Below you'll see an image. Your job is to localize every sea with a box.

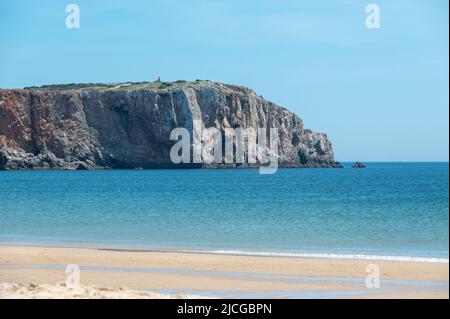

[0,162,448,262]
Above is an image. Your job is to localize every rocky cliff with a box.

[0,81,341,169]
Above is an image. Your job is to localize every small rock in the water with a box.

[352,162,366,168]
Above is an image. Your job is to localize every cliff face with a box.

[0,81,341,169]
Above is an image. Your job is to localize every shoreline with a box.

[0,245,448,299]
[0,241,448,264]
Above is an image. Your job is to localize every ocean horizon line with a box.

[338,161,449,163]
[0,161,448,172]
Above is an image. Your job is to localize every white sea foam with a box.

[182,250,449,263]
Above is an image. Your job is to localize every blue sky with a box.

[0,0,448,161]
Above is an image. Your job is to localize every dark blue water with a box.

[0,163,448,260]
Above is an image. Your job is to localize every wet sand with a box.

[0,245,448,299]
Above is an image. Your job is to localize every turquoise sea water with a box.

[0,163,448,260]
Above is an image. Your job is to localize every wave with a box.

[181,249,449,263]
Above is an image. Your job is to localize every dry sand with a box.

[0,282,204,299]
[0,245,448,299]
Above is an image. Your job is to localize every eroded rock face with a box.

[0,81,341,169]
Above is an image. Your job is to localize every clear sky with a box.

[0,0,448,161]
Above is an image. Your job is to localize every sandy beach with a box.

[0,245,448,299]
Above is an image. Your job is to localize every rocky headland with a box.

[0,80,341,170]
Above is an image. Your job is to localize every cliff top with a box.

[17,80,256,95]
